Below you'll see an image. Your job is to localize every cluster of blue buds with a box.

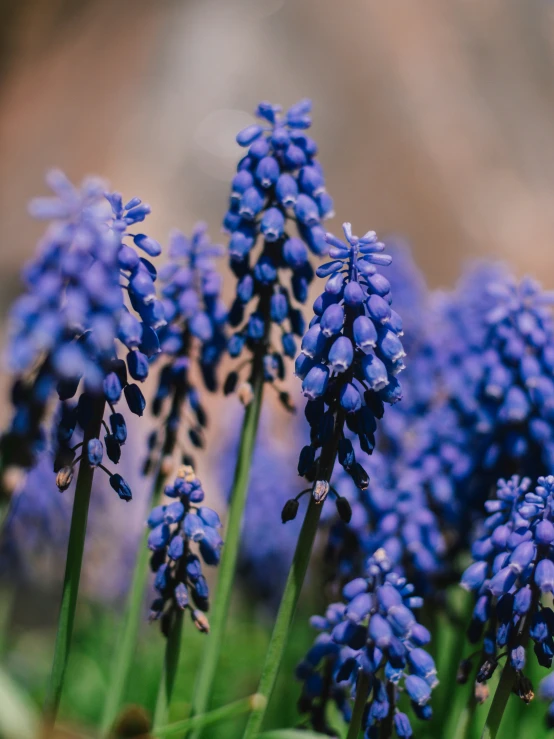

[439,273,554,498]
[460,475,554,705]
[147,465,223,635]
[144,225,226,477]
[295,223,404,496]
[297,550,436,737]
[2,171,165,501]
[223,99,333,408]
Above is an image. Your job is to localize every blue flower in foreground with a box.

[144,225,227,476]
[460,475,554,706]
[295,223,404,495]
[147,465,223,635]
[1,170,164,500]
[297,549,436,736]
[223,100,333,407]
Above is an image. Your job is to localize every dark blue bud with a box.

[367,294,391,324]
[284,143,306,169]
[301,324,327,359]
[320,303,344,337]
[510,646,526,671]
[247,313,265,340]
[239,187,265,220]
[461,561,488,592]
[338,439,355,470]
[133,234,162,257]
[368,613,392,647]
[231,170,254,199]
[103,372,122,403]
[535,559,554,593]
[270,293,288,323]
[228,334,246,358]
[174,582,189,609]
[109,412,127,444]
[408,649,438,687]
[165,501,185,524]
[377,330,405,363]
[110,473,132,501]
[394,713,412,738]
[295,352,314,380]
[405,675,431,706]
[194,575,209,600]
[236,124,263,146]
[362,354,389,391]
[261,207,285,242]
[282,332,296,357]
[340,383,362,413]
[302,365,329,400]
[253,256,277,284]
[255,156,279,188]
[87,438,103,467]
[166,534,184,560]
[184,513,204,541]
[353,315,377,351]
[148,505,166,529]
[276,173,298,207]
[126,350,149,382]
[124,383,146,416]
[298,445,315,476]
[294,194,319,226]
[344,281,365,307]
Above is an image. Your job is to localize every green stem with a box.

[43,398,105,725]
[453,692,478,739]
[242,415,343,739]
[480,663,514,739]
[153,610,184,729]
[346,671,371,739]
[188,367,265,733]
[155,694,265,737]
[100,472,165,736]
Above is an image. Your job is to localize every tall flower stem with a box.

[188,354,265,733]
[100,470,165,736]
[480,662,514,739]
[480,586,539,739]
[242,414,343,739]
[346,671,371,739]
[43,398,105,725]
[153,610,184,728]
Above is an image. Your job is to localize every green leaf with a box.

[0,665,39,739]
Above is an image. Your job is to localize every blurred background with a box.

[2,0,554,734]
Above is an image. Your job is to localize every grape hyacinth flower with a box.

[438,271,554,504]
[297,549,436,737]
[147,465,223,636]
[292,222,405,505]
[223,99,333,406]
[243,225,408,739]
[145,225,226,477]
[459,475,554,709]
[1,170,165,501]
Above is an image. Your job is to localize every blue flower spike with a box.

[2,170,164,501]
[296,550,436,735]
[223,100,333,411]
[147,465,223,635]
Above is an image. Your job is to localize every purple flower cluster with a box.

[460,475,554,703]
[295,223,404,497]
[2,170,165,500]
[297,550,436,737]
[144,225,227,476]
[223,100,333,402]
[147,465,223,635]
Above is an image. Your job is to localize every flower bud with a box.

[56,466,74,492]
